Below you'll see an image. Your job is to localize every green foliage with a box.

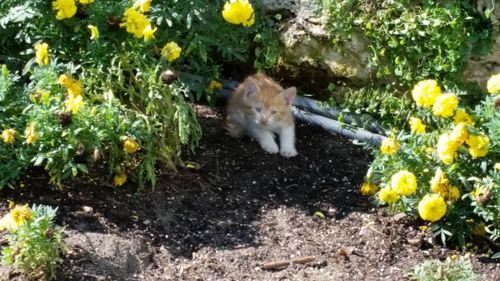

[321,0,491,86]
[1,205,64,280]
[409,256,478,281]
[0,0,279,189]
[340,86,412,129]
[320,0,492,126]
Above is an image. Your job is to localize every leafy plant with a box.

[1,204,64,280]
[409,255,478,281]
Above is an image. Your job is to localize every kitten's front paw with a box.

[280,148,298,158]
[261,141,279,154]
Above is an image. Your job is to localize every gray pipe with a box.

[291,107,386,145]
[179,72,387,145]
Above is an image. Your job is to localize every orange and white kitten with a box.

[226,73,297,157]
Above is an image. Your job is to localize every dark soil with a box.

[1,105,499,281]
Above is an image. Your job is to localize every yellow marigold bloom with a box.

[0,214,15,231]
[466,135,489,159]
[34,43,49,65]
[24,123,38,144]
[360,182,378,196]
[87,25,100,40]
[390,170,417,196]
[123,137,140,153]
[143,24,156,41]
[32,89,50,104]
[120,8,150,38]
[418,194,447,222]
[58,74,83,97]
[450,122,468,144]
[495,163,500,170]
[114,172,127,186]
[453,108,474,126]
[2,129,16,144]
[448,186,461,202]
[52,0,77,20]
[487,73,500,95]
[79,0,95,4]
[208,80,223,94]
[430,169,449,194]
[222,0,255,27]
[65,95,84,114]
[411,79,442,107]
[432,93,459,118]
[378,187,400,204]
[437,133,459,165]
[409,117,426,134]
[380,134,400,156]
[161,41,182,62]
[11,205,32,227]
[133,0,152,13]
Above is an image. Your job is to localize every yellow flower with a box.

[161,41,182,62]
[380,134,400,156]
[437,133,459,165]
[143,24,156,41]
[453,108,474,125]
[432,93,459,118]
[450,122,468,144]
[114,172,127,186]
[466,135,489,159]
[24,123,38,144]
[208,80,223,94]
[430,169,449,194]
[360,182,378,196]
[0,214,15,231]
[430,169,460,202]
[79,0,95,4]
[390,170,417,196]
[378,187,400,204]
[120,8,150,38]
[222,0,255,27]
[409,117,426,134]
[487,73,500,95]
[11,205,32,227]
[65,95,84,114]
[34,43,49,65]
[448,186,461,202]
[52,0,77,20]
[58,74,83,97]
[2,129,16,144]
[418,194,447,222]
[32,89,50,104]
[87,25,100,40]
[133,0,151,13]
[411,79,442,107]
[495,163,500,170]
[123,137,140,153]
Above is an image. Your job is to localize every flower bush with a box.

[363,75,500,252]
[0,0,279,189]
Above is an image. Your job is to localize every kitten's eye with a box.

[271,110,277,115]
[255,107,262,112]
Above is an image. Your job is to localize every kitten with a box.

[226,73,298,157]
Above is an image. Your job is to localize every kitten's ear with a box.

[280,87,297,105]
[243,78,259,97]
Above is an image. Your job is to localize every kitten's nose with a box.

[260,117,269,125]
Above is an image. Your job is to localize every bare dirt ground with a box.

[1,105,499,280]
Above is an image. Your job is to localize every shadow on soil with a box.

[1,107,373,259]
